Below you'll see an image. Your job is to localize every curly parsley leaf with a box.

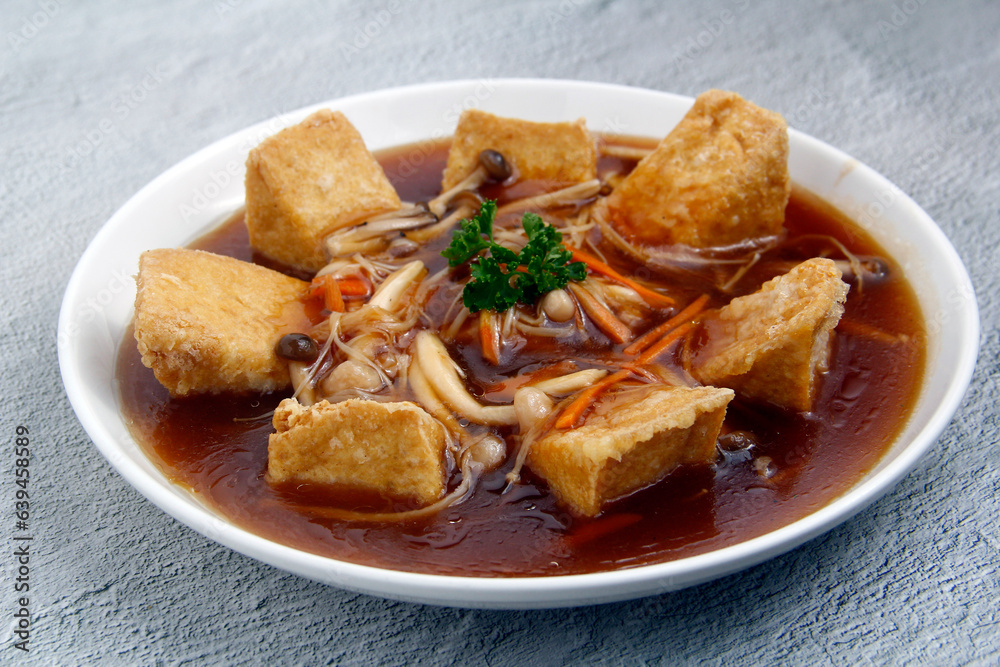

[517,212,587,302]
[442,201,587,313]
[441,199,497,267]
[466,256,521,312]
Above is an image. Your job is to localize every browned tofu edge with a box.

[600,88,790,248]
[441,108,597,190]
[691,257,849,411]
[244,109,401,272]
[528,385,734,517]
[267,398,448,506]
[133,248,310,396]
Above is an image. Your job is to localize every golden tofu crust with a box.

[134,248,310,396]
[529,385,733,517]
[691,257,849,411]
[267,398,448,506]
[245,109,401,272]
[441,109,597,190]
[600,89,790,248]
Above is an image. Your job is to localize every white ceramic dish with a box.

[58,79,979,609]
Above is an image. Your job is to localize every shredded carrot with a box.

[567,283,633,344]
[336,276,372,298]
[566,513,643,548]
[308,275,345,312]
[565,243,674,308]
[624,294,710,356]
[479,311,501,365]
[554,367,633,429]
[551,294,702,429]
[308,276,324,297]
[308,275,373,310]
[636,321,696,364]
[324,277,345,313]
[552,360,668,431]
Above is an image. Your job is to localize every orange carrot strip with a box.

[636,321,695,364]
[555,368,633,429]
[479,311,501,366]
[307,275,345,312]
[567,282,633,344]
[323,276,345,312]
[336,276,372,298]
[566,513,643,548]
[624,294,710,356]
[308,276,324,297]
[565,243,674,307]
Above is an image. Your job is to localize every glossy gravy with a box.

[116,139,925,576]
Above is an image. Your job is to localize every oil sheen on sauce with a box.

[116,138,926,577]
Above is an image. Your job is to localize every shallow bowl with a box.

[58,79,979,608]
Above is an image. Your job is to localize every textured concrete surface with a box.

[2,0,998,664]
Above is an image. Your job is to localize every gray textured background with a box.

[2,0,998,664]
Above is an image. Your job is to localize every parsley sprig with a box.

[442,199,587,313]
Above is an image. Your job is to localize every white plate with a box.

[58,79,979,609]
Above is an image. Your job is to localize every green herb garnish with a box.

[442,199,587,313]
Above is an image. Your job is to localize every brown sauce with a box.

[116,139,925,577]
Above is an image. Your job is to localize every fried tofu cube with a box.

[599,89,790,248]
[134,248,311,396]
[528,385,733,517]
[245,109,401,272]
[441,109,597,190]
[691,258,849,411]
[267,398,448,506]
